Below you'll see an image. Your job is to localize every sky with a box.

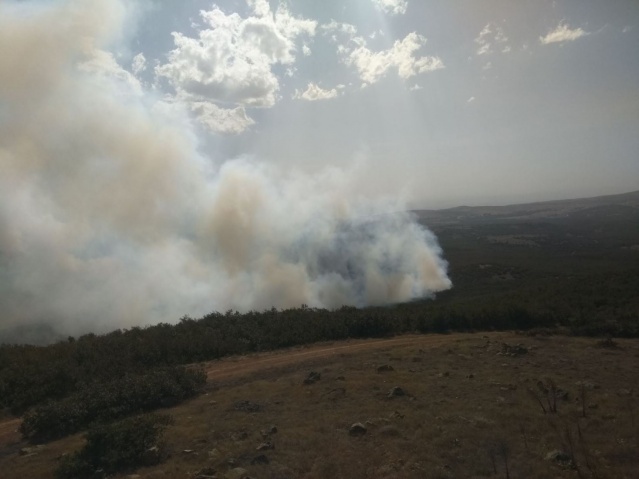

[0,0,638,338]
[124,0,639,208]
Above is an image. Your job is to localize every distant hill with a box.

[413,190,639,226]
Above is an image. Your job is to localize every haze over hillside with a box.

[1,0,638,342]
[2,188,638,345]
[414,190,639,226]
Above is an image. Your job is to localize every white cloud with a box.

[321,20,358,42]
[293,83,339,101]
[131,52,146,75]
[156,3,316,108]
[372,0,408,16]
[155,2,316,135]
[475,23,509,56]
[190,101,255,134]
[540,22,589,44]
[344,32,443,84]
[302,44,311,56]
[409,84,422,91]
[467,96,475,103]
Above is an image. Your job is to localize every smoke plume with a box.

[0,1,451,339]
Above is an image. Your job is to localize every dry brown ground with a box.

[1,332,638,478]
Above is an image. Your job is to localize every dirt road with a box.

[201,332,481,381]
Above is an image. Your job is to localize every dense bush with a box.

[20,367,204,443]
[55,414,172,479]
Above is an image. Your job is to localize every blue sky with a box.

[123,0,639,207]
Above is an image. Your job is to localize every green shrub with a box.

[55,414,172,478]
[21,366,204,443]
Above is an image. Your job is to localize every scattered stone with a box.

[256,441,274,451]
[467,374,475,379]
[378,425,401,437]
[387,386,406,398]
[233,400,261,412]
[545,450,573,466]
[183,449,195,454]
[142,445,161,465]
[389,410,404,420]
[500,343,528,357]
[231,431,248,441]
[195,467,217,479]
[349,422,367,436]
[260,425,278,438]
[303,371,321,385]
[225,468,249,479]
[377,364,394,373]
[208,448,222,461]
[19,447,41,456]
[437,372,450,378]
[251,454,269,465]
[576,381,600,390]
[323,387,346,400]
[617,388,632,397]
[335,375,346,381]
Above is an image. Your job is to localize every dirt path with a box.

[0,332,497,451]
[0,418,21,453]
[201,332,485,381]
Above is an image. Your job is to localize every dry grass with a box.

[2,332,639,478]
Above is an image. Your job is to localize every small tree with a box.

[56,414,172,478]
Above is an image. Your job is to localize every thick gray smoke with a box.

[0,1,451,339]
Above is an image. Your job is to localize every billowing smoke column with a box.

[0,1,451,338]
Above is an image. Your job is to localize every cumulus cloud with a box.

[131,52,146,75]
[343,32,444,84]
[475,23,509,55]
[372,0,408,16]
[540,22,589,44]
[293,83,339,101]
[0,0,451,340]
[190,101,255,134]
[321,20,358,43]
[155,1,316,133]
